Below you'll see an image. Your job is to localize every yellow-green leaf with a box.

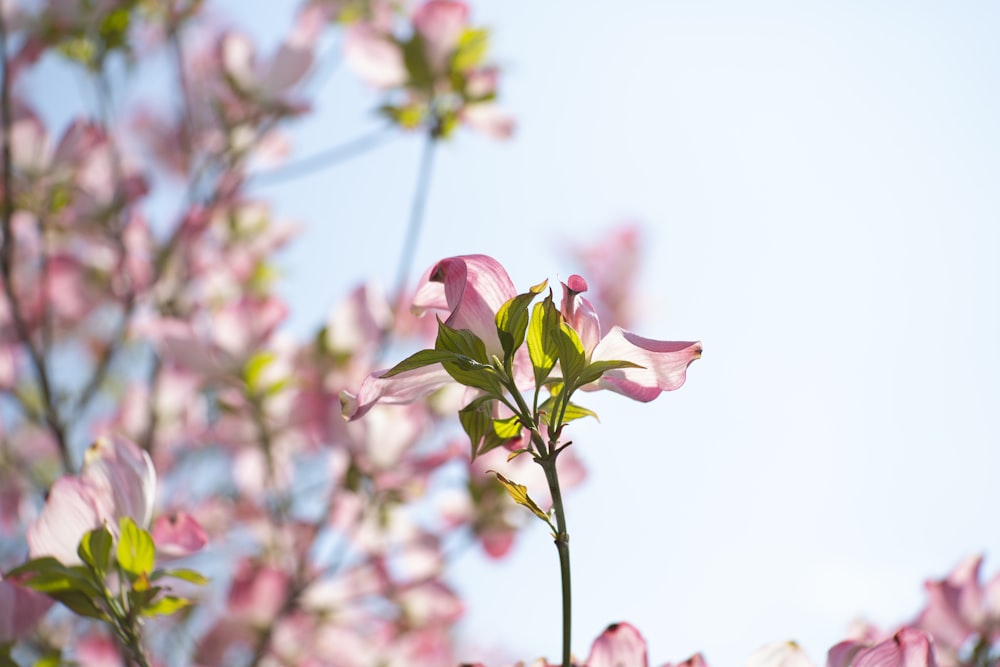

[489,471,553,528]
[492,415,522,439]
[142,595,190,617]
[117,517,155,578]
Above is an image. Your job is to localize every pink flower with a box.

[151,512,209,557]
[27,435,156,564]
[412,0,469,73]
[586,622,648,667]
[0,574,52,642]
[561,276,701,402]
[913,554,1000,658]
[342,254,700,420]
[827,628,939,667]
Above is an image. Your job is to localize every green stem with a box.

[541,454,572,667]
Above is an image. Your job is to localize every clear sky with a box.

[35,1,1000,664]
[248,2,1000,663]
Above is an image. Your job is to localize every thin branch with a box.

[249,125,393,187]
[392,132,437,299]
[0,11,71,471]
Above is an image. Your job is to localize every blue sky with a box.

[247,2,1000,662]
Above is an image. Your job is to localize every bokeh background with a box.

[33,1,1000,664]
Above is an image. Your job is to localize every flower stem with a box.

[541,454,572,667]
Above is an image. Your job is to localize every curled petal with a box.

[419,255,517,357]
[342,364,454,421]
[560,275,602,355]
[589,327,702,401]
[586,622,648,667]
[83,435,157,529]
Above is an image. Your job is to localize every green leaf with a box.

[7,558,100,597]
[244,351,276,393]
[451,27,490,71]
[99,7,132,51]
[492,415,523,439]
[49,590,109,621]
[526,297,559,387]
[379,103,425,130]
[380,349,463,377]
[117,517,155,579]
[435,322,503,394]
[555,321,586,389]
[576,359,644,387]
[538,397,599,426]
[78,525,113,575]
[459,398,510,459]
[489,471,554,529]
[401,34,433,91]
[33,653,62,667]
[143,595,191,617]
[0,642,15,667]
[157,568,209,586]
[495,280,547,361]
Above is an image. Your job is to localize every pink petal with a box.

[663,655,710,667]
[827,641,866,667]
[412,0,468,73]
[0,575,52,642]
[914,554,986,650]
[152,512,208,557]
[847,628,939,667]
[560,275,602,355]
[589,328,701,401]
[83,435,157,529]
[426,254,517,357]
[342,364,455,421]
[27,476,104,564]
[460,102,516,140]
[586,622,649,667]
[344,24,407,89]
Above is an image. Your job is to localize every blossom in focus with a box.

[342,254,700,421]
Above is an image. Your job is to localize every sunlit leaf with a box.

[143,595,190,617]
[381,349,463,377]
[460,398,509,459]
[117,517,155,579]
[576,359,644,387]
[489,471,554,529]
[78,525,113,576]
[157,568,209,586]
[538,396,599,426]
[452,27,489,71]
[495,279,547,360]
[527,297,559,386]
[492,415,522,439]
